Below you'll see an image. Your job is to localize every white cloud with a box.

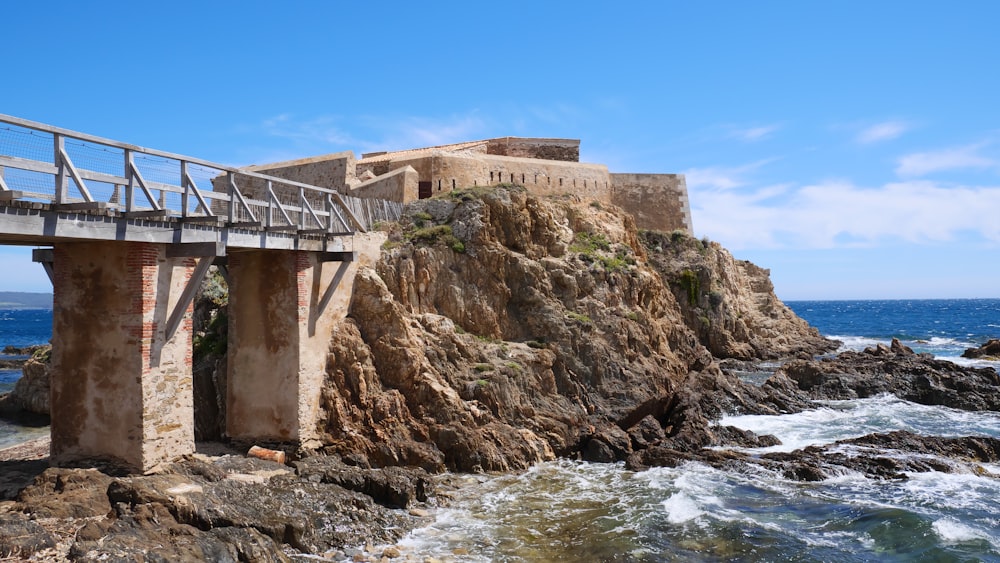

[896,142,997,176]
[856,121,909,144]
[692,179,1000,250]
[684,158,779,190]
[728,124,780,142]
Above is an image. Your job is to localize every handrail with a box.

[0,113,384,232]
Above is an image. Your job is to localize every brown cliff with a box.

[315,186,834,470]
[641,230,834,360]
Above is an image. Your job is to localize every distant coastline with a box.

[0,292,53,310]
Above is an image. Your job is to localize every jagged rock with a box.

[777,338,1000,410]
[8,346,51,415]
[0,514,56,558]
[318,186,821,470]
[16,467,114,518]
[640,230,838,360]
[293,455,430,508]
[626,415,667,450]
[963,338,1000,360]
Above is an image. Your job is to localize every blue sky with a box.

[2,1,998,300]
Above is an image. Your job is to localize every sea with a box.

[0,307,52,448]
[2,300,1000,561]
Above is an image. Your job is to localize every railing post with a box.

[124,148,134,212]
[54,133,66,203]
[180,161,189,218]
[298,186,305,230]
[227,172,236,224]
[266,180,273,228]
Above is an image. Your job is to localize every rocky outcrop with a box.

[315,186,832,471]
[629,340,1000,479]
[629,430,1000,481]
[0,453,429,561]
[8,347,50,415]
[773,338,1000,411]
[0,346,51,419]
[963,338,1000,360]
[640,230,836,360]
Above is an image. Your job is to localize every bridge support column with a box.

[50,242,196,471]
[226,250,355,446]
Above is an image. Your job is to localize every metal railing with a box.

[0,113,401,233]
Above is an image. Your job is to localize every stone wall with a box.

[244,151,358,193]
[610,173,693,234]
[386,152,612,201]
[486,137,580,162]
[349,165,419,203]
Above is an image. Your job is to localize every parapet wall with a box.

[387,152,611,201]
[610,173,692,234]
[245,151,358,193]
[486,137,580,162]
[349,165,419,203]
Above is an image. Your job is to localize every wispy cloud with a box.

[728,124,781,142]
[372,114,488,150]
[246,111,492,163]
[856,120,909,144]
[684,158,780,190]
[261,114,357,147]
[895,142,997,176]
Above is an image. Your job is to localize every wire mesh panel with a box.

[0,124,53,163]
[0,114,401,241]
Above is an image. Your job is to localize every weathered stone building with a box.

[244,137,693,234]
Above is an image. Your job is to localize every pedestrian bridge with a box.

[0,114,402,471]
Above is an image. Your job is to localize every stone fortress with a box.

[239,136,693,234]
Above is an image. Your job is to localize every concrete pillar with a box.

[226,248,359,446]
[50,242,196,472]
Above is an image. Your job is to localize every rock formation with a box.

[963,338,1000,360]
[314,186,835,471]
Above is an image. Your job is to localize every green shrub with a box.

[678,270,701,306]
[474,363,494,372]
[567,311,592,324]
[570,231,612,255]
[406,224,466,253]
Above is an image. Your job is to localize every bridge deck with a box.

[0,113,401,252]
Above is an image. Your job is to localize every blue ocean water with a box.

[0,308,52,447]
[0,308,52,393]
[787,298,1000,362]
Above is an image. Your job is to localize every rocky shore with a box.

[0,185,997,560]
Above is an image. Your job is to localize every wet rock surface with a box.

[963,338,1000,360]
[0,452,430,560]
[774,339,1000,411]
[630,340,1000,482]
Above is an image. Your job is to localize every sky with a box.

[1,1,998,300]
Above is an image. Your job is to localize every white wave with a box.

[720,395,1000,454]
[829,335,884,352]
[662,492,703,524]
[932,518,997,548]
